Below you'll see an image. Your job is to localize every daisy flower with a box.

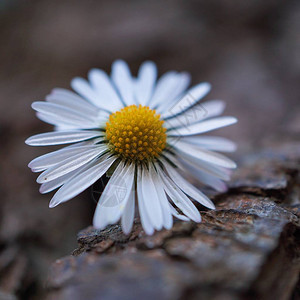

[26,60,237,235]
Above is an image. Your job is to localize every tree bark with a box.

[45,142,300,300]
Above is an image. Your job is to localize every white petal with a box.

[156,73,191,112]
[50,88,88,101]
[46,88,101,117]
[173,151,229,192]
[140,167,164,230]
[169,204,190,221]
[37,146,107,183]
[39,163,90,194]
[157,168,201,222]
[163,150,230,181]
[49,154,116,207]
[66,137,104,147]
[149,72,190,108]
[161,82,210,118]
[111,60,135,105]
[178,136,237,152]
[29,145,102,170]
[198,174,228,192]
[151,164,173,230]
[121,189,135,235]
[25,130,104,146]
[200,100,226,119]
[38,112,106,131]
[182,163,228,192]
[88,68,124,111]
[161,160,215,209]
[93,163,135,229]
[53,125,74,131]
[173,140,237,169]
[40,175,68,194]
[137,167,154,235]
[36,112,80,129]
[176,153,231,181]
[168,116,238,136]
[71,77,110,111]
[164,100,225,129]
[31,166,47,173]
[149,71,177,106]
[37,111,105,129]
[32,101,100,128]
[135,61,157,105]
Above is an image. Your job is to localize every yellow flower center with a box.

[105,105,167,162]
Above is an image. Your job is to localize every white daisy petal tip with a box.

[70,76,82,87]
[39,185,49,194]
[92,221,105,231]
[198,82,211,93]
[186,81,211,102]
[231,117,238,124]
[232,161,238,169]
[206,202,216,210]
[164,222,173,230]
[142,227,155,236]
[25,136,33,145]
[88,68,99,76]
[49,199,59,208]
[112,58,127,66]
[31,102,38,110]
[141,60,156,68]
[26,59,237,236]
[121,227,132,236]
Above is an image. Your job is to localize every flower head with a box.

[105,104,167,161]
[26,60,237,235]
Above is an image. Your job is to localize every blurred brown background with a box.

[0,0,299,298]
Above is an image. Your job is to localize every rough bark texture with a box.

[45,142,300,300]
[0,0,299,299]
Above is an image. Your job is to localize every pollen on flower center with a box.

[105,105,167,161]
